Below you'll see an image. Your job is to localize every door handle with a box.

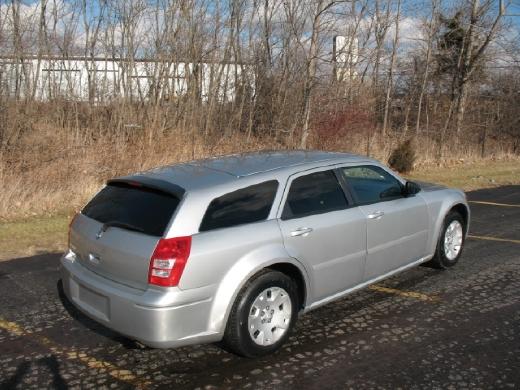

[88,253,101,265]
[290,227,313,237]
[368,211,385,219]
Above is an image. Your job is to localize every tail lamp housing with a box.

[148,236,192,287]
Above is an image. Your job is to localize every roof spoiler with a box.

[107,176,185,198]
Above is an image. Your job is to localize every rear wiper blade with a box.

[101,221,145,233]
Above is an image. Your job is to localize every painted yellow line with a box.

[469,201,520,208]
[0,319,25,336]
[468,235,520,245]
[0,318,150,388]
[368,285,439,302]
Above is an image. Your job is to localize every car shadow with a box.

[0,355,68,390]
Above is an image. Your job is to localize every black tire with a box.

[428,210,466,269]
[222,270,299,358]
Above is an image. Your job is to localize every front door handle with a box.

[290,227,313,237]
[368,211,385,220]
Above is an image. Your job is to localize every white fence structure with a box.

[0,56,252,103]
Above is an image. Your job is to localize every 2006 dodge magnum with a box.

[61,150,469,357]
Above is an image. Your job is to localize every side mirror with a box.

[404,181,421,197]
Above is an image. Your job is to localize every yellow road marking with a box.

[368,285,439,302]
[0,319,25,336]
[0,318,150,388]
[468,235,520,245]
[469,201,520,208]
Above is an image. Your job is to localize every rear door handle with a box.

[368,211,385,219]
[291,227,313,237]
[88,253,101,265]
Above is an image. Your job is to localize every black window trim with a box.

[337,164,406,206]
[280,168,354,221]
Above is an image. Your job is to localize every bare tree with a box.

[300,0,349,148]
[415,0,439,134]
[381,0,400,136]
[439,0,503,137]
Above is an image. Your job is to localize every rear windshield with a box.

[82,182,181,237]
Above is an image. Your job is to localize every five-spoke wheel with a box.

[429,210,466,269]
[223,270,299,357]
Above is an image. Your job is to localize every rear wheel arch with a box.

[209,256,308,337]
[266,262,307,310]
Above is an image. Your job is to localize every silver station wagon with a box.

[61,151,469,357]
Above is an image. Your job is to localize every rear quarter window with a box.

[82,182,181,237]
[199,181,279,232]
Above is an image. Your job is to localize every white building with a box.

[333,36,359,82]
[0,56,251,103]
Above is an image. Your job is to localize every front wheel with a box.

[223,270,299,357]
[428,211,466,269]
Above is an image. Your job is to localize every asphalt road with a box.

[1,186,519,389]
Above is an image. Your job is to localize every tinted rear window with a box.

[82,183,181,237]
[199,181,279,232]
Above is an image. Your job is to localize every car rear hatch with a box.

[69,178,184,290]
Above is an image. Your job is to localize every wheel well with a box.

[450,203,469,232]
[267,263,306,310]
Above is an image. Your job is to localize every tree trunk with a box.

[416,0,437,134]
[300,2,324,149]
[382,0,400,136]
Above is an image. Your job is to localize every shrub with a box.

[388,139,416,173]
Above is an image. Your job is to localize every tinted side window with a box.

[341,165,403,204]
[199,181,279,232]
[82,183,181,237]
[282,170,348,220]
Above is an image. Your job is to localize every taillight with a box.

[148,236,192,287]
[68,213,78,249]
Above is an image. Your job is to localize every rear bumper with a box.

[60,251,220,348]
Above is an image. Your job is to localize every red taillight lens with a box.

[148,236,192,287]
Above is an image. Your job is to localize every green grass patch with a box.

[407,160,520,191]
[0,214,70,261]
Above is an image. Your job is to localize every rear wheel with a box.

[428,211,465,269]
[223,270,298,357]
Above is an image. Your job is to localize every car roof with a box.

[120,150,377,192]
[190,150,368,177]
